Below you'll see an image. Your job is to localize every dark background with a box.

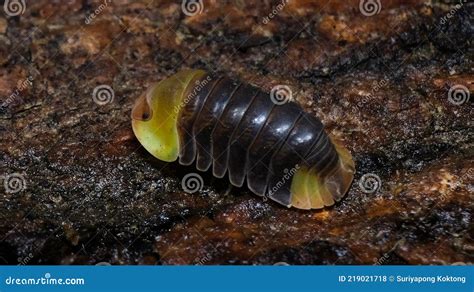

[0,0,472,265]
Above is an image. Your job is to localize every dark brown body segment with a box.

[246,102,302,197]
[228,91,274,187]
[211,84,259,178]
[193,78,240,171]
[267,115,325,205]
[178,73,343,206]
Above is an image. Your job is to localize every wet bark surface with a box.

[0,0,472,265]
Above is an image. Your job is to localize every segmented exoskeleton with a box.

[131,69,355,210]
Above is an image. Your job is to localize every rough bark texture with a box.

[0,0,472,265]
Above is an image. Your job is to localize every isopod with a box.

[131,69,355,210]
